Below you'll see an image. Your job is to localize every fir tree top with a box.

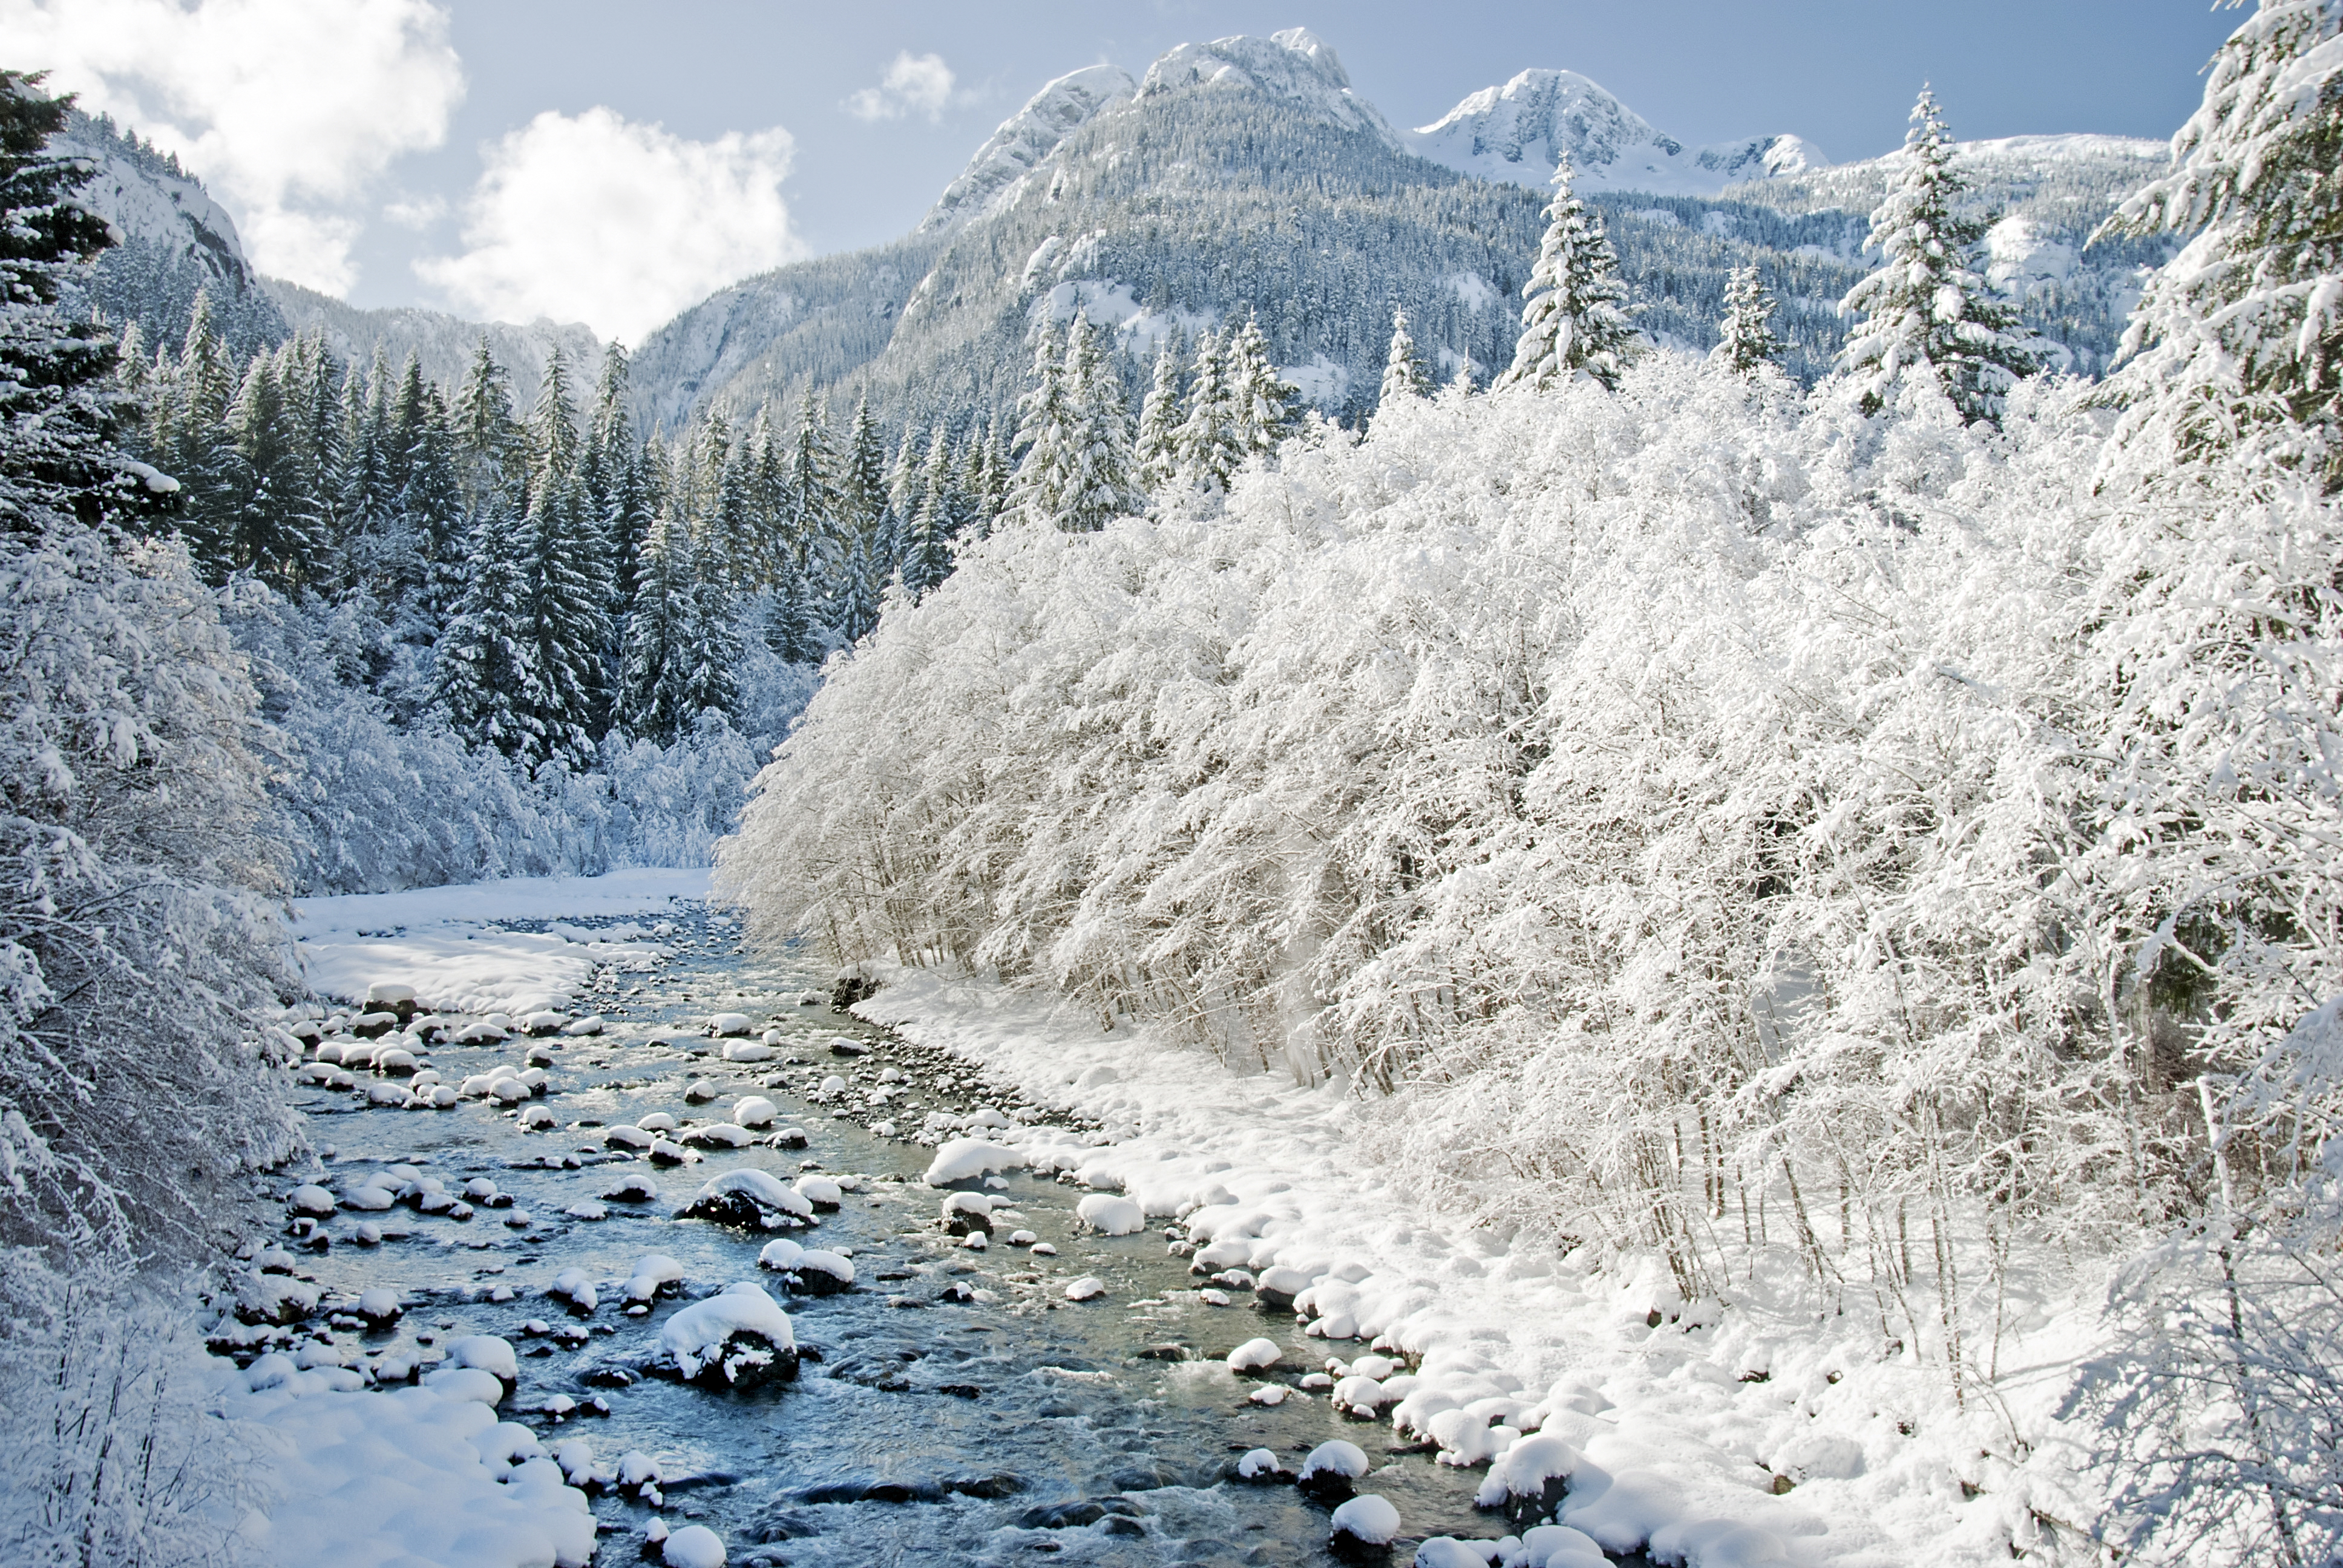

[1496,154,1642,394]
[1836,88,2039,423]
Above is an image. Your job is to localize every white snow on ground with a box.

[857,965,2099,1568]
[290,868,707,1011]
[229,1365,595,1567]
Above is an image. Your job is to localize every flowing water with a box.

[275,901,1618,1566]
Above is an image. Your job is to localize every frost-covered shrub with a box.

[0,1255,255,1568]
[720,344,2343,1401]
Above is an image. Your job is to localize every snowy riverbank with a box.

[856,964,2111,1568]
[290,868,713,1014]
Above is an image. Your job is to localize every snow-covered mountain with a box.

[633,28,1550,434]
[263,277,604,416]
[1406,68,1826,196]
[1135,27,1400,146]
[617,24,2184,427]
[919,65,1136,238]
[57,110,600,402]
[57,111,286,358]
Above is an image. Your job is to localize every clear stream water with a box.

[274,901,1636,1567]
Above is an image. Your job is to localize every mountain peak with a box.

[920,64,1138,237]
[1406,67,1825,197]
[1138,28,1400,147]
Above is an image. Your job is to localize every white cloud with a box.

[416,108,807,346]
[0,0,465,293]
[845,51,957,123]
[382,194,448,230]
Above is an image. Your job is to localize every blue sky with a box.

[9,0,2243,339]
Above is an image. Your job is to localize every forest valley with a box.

[2,2,2342,1564]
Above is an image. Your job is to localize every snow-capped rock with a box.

[1139,28,1399,148]
[1405,68,1823,196]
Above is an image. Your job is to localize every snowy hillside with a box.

[1406,68,1824,197]
[56,111,286,358]
[263,276,606,419]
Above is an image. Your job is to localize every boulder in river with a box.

[660,1282,798,1390]
[681,1169,815,1230]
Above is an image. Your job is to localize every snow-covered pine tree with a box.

[578,344,641,606]
[886,422,926,539]
[1712,265,1786,376]
[282,332,346,547]
[431,488,539,757]
[1378,305,1434,408]
[2094,0,2343,482]
[900,423,960,599]
[226,350,327,592]
[1060,312,1137,532]
[1008,318,1074,527]
[1225,310,1302,461]
[620,502,697,743]
[516,469,608,768]
[1174,325,1245,492]
[1135,335,1187,494]
[1837,89,2039,423]
[839,393,895,592]
[1497,153,1642,394]
[396,370,467,623]
[452,335,525,513]
[785,393,839,578]
[165,292,240,575]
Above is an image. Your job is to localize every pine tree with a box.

[452,336,524,514]
[225,351,326,592]
[513,469,608,767]
[1173,325,1246,492]
[621,504,700,743]
[886,422,926,539]
[1060,313,1138,532]
[1008,318,1075,526]
[1135,335,1187,494]
[1225,310,1302,462]
[1837,89,2039,423]
[168,292,240,576]
[401,382,468,624]
[839,393,895,588]
[1712,265,1786,376]
[1378,305,1434,408]
[431,491,539,757]
[902,423,964,599]
[2094,0,2343,480]
[1497,154,1642,394]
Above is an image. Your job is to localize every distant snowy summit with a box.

[1406,68,1826,197]
[919,29,1401,238]
[1136,28,1401,147]
[920,64,1137,238]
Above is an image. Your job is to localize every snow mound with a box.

[1329,1492,1401,1547]
[1076,1193,1145,1234]
[1227,1336,1282,1372]
[237,1375,597,1568]
[659,1282,797,1388]
[925,1137,1020,1186]
[681,1168,814,1229]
